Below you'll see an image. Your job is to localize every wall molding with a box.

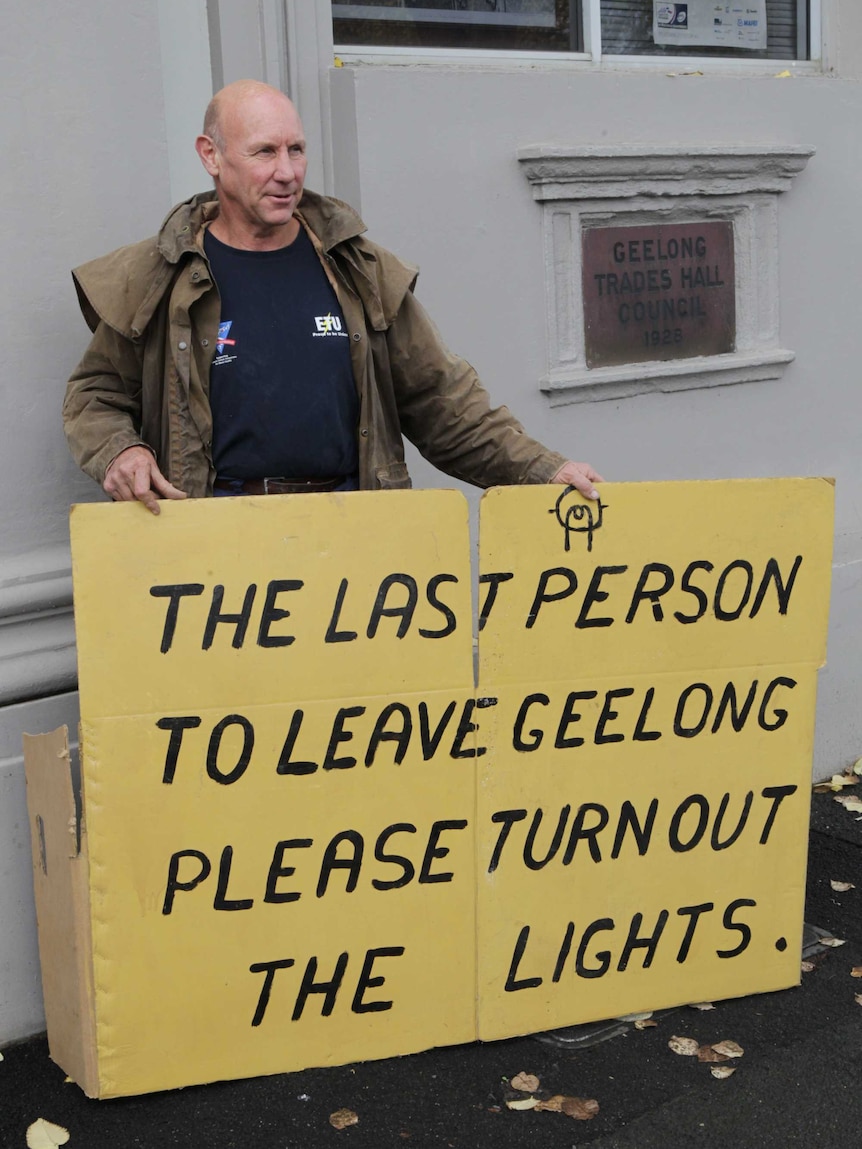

[0,546,76,705]
[518,145,814,405]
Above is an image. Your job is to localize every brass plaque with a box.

[582,222,736,368]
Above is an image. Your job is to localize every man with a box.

[64,81,602,514]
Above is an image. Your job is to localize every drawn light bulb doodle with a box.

[550,487,607,553]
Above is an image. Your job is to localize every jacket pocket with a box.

[375,462,412,490]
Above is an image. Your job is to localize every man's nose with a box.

[274,149,297,182]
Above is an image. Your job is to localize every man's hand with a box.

[103,446,187,515]
[551,461,604,501]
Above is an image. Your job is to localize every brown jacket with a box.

[63,190,567,496]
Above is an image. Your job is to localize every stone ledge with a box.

[518,145,815,200]
[541,348,796,405]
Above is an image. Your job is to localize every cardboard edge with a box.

[23,725,101,1098]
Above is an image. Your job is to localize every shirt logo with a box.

[217,320,236,354]
[313,313,348,338]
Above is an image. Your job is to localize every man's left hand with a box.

[551,461,604,500]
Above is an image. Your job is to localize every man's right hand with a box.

[103,446,187,515]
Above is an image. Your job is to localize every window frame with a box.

[332,0,823,71]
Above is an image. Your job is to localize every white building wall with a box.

[0,0,173,1044]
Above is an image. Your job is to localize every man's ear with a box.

[196,135,219,178]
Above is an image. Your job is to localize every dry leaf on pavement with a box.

[814,770,860,792]
[510,1072,540,1093]
[668,1036,700,1056]
[834,794,862,813]
[529,1095,600,1120]
[831,773,859,789]
[534,1095,566,1112]
[688,1002,715,1011]
[711,1066,737,1080]
[711,1040,744,1059]
[851,967,862,978]
[801,960,816,973]
[561,1097,600,1120]
[855,995,862,1008]
[697,1045,730,1063]
[830,880,856,892]
[505,1097,538,1111]
[329,1109,359,1130]
[26,1120,70,1149]
[820,936,847,947]
[635,1019,658,1030]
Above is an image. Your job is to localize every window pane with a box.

[602,2,808,60]
[332,1,583,53]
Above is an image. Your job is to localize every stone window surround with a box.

[518,145,814,405]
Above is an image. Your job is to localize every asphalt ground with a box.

[3,790,862,1149]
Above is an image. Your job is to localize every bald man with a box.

[64,81,602,514]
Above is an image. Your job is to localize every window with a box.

[601,2,808,60]
[332,1,812,61]
[332,1,582,54]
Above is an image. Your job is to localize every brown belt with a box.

[214,476,345,495]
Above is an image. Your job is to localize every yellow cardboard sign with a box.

[476,479,833,1037]
[70,491,477,1097]
[52,478,832,1097]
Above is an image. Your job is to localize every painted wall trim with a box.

[0,547,76,705]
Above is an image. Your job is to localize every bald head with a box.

[202,80,298,153]
[196,80,308,250]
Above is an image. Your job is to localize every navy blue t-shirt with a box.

[204,225,359,480]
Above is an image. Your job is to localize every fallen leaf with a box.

[535,1096,599,1119]
[561,1097,599,1120]
[851,967,862,978]
[635,1019,658,1030]
[510,1072,540,1093]
[711,1040,744,1059]
[855,995,862,1007]
[834,794,862,813]
[774,69,792,77]
[26,1120,70,1149]
[668,1036,700,1056]
[329,1109,359,1130]
[697,1046,730,1063]
[534,1095,565,1113]
[711,1066,737,1080]
[505,1097,538,1111]
[820,936,847,948]
[831,880,856,892]
[0,1051,3,1061]
[854,757,862,776]
[801,960,816,973]
[688,1002,715,1011]
[829,772,859,790]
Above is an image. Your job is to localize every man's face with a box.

[202,90,308,245]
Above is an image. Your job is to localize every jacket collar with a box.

[73,190,388,340]
[156,188,368,262]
